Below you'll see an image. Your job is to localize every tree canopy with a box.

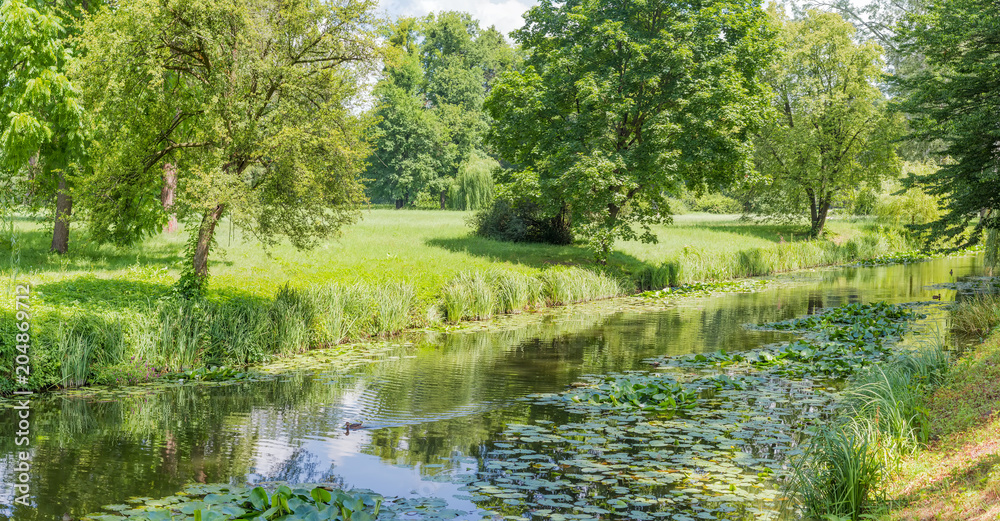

[897,0,999,260]
[750,9,902,237]
[485,0,778,262]
[76,0,379,287]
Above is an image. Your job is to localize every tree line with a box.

[1,0,997,286]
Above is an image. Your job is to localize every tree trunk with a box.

[440,190,447,210]
[192,204,225,279]
[50,173,72,254]
[810,194,831,238]
[161,163,179,233]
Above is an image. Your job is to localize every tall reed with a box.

[790,340,949,519]
[636,228,912,290]
[271,284,316,355]
[951,294,1000,338]
[203,297,271,365]
[57,324,94,388]
[158,298,206,370]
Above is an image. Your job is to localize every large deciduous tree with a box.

[897,0,999,264]
[485,0,777,262]
[751,9,902,237]
[76,0,379,290]
[1,0,88,254]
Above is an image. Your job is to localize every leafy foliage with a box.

[896,0,1000,260]
[750,9,903,237]
[485,0,778,261]
[75,0,378,279]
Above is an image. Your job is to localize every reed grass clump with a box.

[373,282,415,334]
[950,294,1000,338]
[492,270,543,313]
[541,267,625,305]
[636,228,911,290]
[203,297,271,365]
[791,340,949,519]
[158,298,206,370]
[57,325,94,388]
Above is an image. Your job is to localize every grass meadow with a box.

[0,209,914,392]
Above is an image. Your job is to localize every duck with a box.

[344,421,365,432]
[932,294,942,300]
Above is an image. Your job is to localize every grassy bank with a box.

[783,293,1000,520]
[0,211,916,393]
[884,294,1000,520]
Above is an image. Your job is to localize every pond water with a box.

[0,255,989,520]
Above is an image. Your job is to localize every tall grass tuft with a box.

[790,340,949,518]
[951,294,1000,338]
[542,267,624,305]
[644,227,912,288]
[441,272,492,322]
[158,298,206,370]
[794,423,885,519]
[57,324,94,388]
[492,270,543,313]
[308,284,349,345]
[373,282,415,334]
[271,284,315,355]
[203,297,271,365]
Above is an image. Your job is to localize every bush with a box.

[692,193,742,214]
[470,198,529,242]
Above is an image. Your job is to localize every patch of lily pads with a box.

[458,301,924,520]
[640,280,768,299]
[654,302,926,379]
[82,482,478,521]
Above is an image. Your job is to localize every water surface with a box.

[0,255,987,519]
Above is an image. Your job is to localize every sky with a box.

[376,0,538,38]
[375,0,875,39]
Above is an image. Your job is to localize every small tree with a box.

[77,0,379,290]
[751,9,902,237]
[0,0,89,253]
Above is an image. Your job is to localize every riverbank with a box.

[0,211,917,394]
[883,295,1000,520]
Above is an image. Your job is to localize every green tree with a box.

[76,0,379,289]
[485,0,777,262]
[0,0,89,253]
[897,0,999,263]
[365,12,514,209]
[751,9,902,237]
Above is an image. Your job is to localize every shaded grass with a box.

[886,331,1000,520]
[950,293,1000,340]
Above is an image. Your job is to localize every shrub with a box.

[692,192,742,214]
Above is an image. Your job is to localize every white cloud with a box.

[377,0,538,39]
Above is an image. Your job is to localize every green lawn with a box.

[2,209,875,306]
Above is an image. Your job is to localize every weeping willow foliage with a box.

[448,152,497,210]
[985,226,998,271]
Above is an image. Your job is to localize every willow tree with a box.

[485,0,778,262]
[76,0,378,290]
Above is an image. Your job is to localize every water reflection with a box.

[0,254,987,519]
